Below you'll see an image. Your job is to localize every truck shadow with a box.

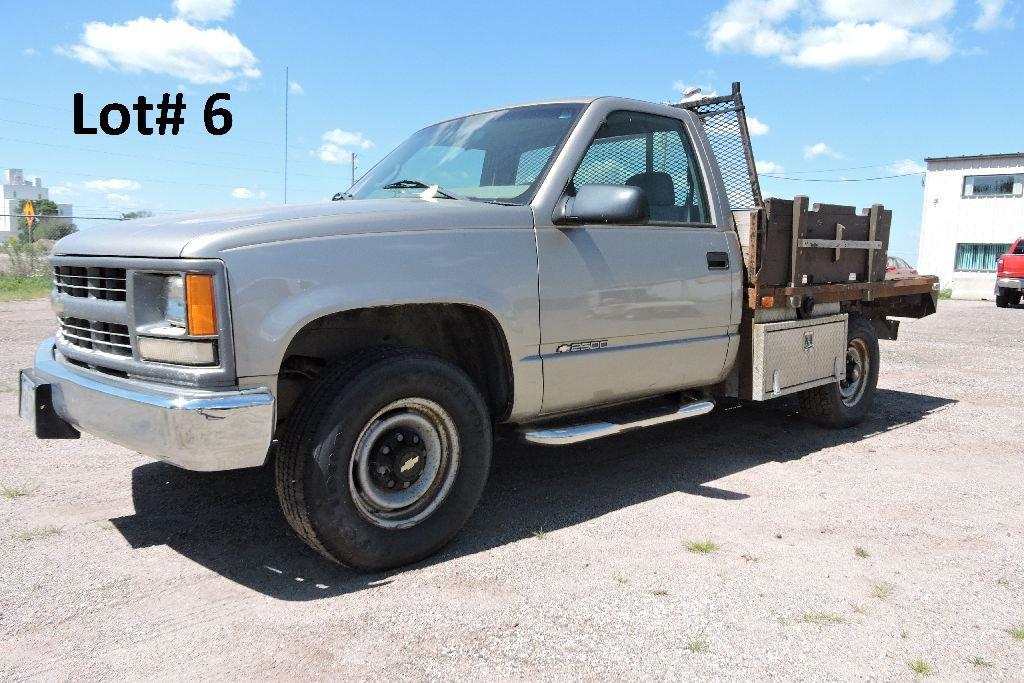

[111,388,954,601]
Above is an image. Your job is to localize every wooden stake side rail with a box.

[748,275,939,310]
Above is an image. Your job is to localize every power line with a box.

[760,172,924,182]
[764,162,921,175]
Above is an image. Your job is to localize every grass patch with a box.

[650,588,669,596]
[530,528,547,540]
[1,483,36,500]
[908,658,933,676]
[798,611,844,626]
[741,553,761,562]
[612,573,629,585]
[0,275,51,302]
[970,656,992,668]
[686,540,718,554]
[938,288,952,300]
[871,581,894,599]
[16,525,63,541]
[687,639,707,653]
[850,603,869,616]
[854,546,869,559]
[1007,625,1024,640]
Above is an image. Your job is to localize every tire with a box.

[1011,291,1022,307]
[799,314,880,428]
[275,347,492,570]
[996,289,1010,308]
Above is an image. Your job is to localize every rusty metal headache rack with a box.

[673,82,762,211]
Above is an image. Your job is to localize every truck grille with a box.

[58,317,133,357]
[53,266,127,301]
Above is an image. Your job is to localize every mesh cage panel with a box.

[675,83,762,210]
[515,146,555,185]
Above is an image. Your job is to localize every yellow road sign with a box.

[23,200,36,227]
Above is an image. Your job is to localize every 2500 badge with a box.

[556,339,609,353]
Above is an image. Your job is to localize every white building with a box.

[1,168,73,239]
[917,153,1024,300]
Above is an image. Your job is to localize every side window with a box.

[571,111,709,224]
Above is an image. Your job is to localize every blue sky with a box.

[2,0,1020,264]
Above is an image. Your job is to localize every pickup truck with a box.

[20,84,938,570]
[995,238,1024,307]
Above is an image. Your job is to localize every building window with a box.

[954,243,1012,272]
[962,174,1023,198]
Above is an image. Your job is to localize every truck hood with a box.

[54,198,534,259]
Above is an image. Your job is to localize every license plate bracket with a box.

[19,370,80,439]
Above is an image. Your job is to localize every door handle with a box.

[706,252,730,270]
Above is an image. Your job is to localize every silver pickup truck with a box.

[20,85,937,570]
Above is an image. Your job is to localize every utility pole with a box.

[284,66,289,204]
[351,152,357,188]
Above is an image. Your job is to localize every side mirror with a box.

[555,184,650,225]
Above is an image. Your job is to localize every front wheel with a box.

[275,348,492,570]
[799,314,880,428]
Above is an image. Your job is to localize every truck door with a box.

[536,109,736,414]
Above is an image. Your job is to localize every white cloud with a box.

[974,0,1014,30]
[804,142,844,159]
[59,17,260,84]
[105,193,140,207]
[48,185,79,199]
[746,116,770,136]
[890,159,926,175]
[23,47,38,57]
[289,81,304,95]
[783,21,953,69]
[672,81,717,102]
[818,0,955,26]
[707,0,955,69]
[231,187,266,200]
[756,160,785,174]
[173,0,235,23]
[83,178,141,192]
[317,129,374,164]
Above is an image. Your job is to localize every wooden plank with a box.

[748,275,939,309]
[798,239,883,250]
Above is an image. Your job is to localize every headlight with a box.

[137,272,220,366]
[163,275,186,328]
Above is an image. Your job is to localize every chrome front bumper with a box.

[996,278,1024,291]
[22,338,275,471]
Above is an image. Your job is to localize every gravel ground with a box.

[1,298,1022,681]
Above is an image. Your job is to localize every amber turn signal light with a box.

[185,274,217,336]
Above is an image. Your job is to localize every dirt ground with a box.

[1,298,1022,681]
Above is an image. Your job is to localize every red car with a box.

[996,238,1024,308]
[885,256,918,279]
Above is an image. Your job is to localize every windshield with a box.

[349,104,584,204]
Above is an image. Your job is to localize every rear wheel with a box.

[996,289,1010,308]
[799,314,879,428]
[275,348,492,570]
[1011,291,1022,307]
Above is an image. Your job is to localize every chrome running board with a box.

[518,398,715,446]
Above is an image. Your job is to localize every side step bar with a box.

[518,398,715,446]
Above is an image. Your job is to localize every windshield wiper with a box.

[381,179,462,200]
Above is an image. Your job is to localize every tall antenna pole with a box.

[351,152,357,187]
[284,66,289,204]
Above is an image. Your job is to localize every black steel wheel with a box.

[799,314,880,429]
[275,348,492,570]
